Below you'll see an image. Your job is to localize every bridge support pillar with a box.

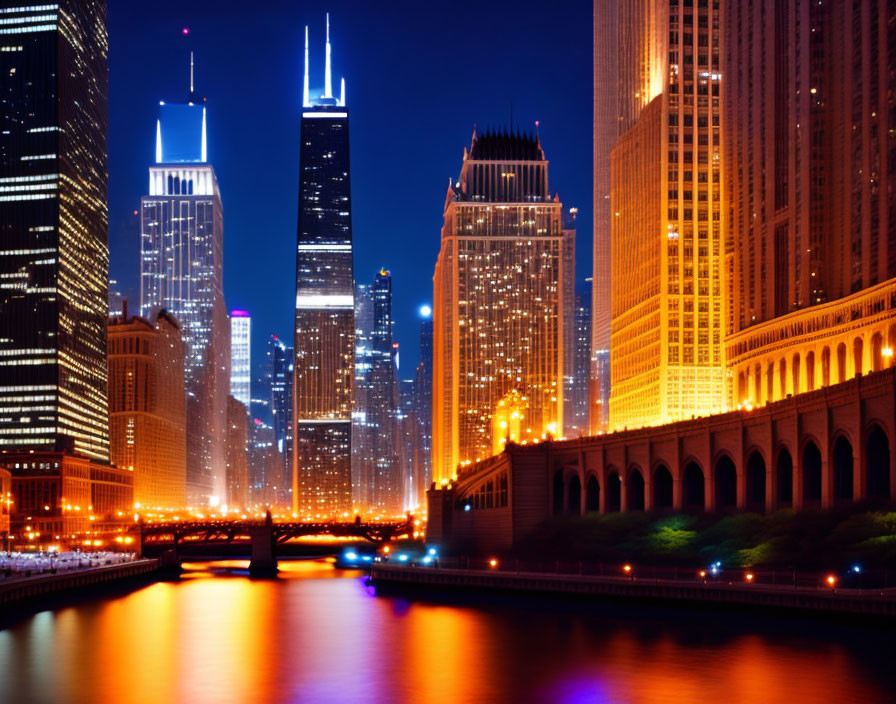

[249,513,278,577]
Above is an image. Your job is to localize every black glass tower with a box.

[0,2,109,460]
[293,16,355,516]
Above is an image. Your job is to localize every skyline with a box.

[107,0,593,386]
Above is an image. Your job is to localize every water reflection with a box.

[0,559,892,704]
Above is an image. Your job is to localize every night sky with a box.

[108,0,593,386]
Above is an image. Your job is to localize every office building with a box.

[225,395,249,507]
[293,16,354,515]
[0,2,109,460]
[230,311,251,407]
[140,56,230,505]
[607,0,727,430]
[108,306,186,510]
[724,0,896,407]
[433,127,573,482]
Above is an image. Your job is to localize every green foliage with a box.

[514,505,896,569]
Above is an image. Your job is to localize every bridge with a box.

[136,514,415,574]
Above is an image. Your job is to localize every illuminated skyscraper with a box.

[293,16,354,515]
[108,308,186,509]
[352,270,401,515]
[724,0,896,409]
[566,283,592,437]
[607,0,727,429]
[412,305,433,506]
[0,2,109,460]
[433,128,572,482]
[225,395,249,507]
[230,311,251,407]
[268,335,293,501]
[140,57,230,505]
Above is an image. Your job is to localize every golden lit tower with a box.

[433,128,572,482]
[608,0,727,429]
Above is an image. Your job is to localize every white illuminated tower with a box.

[230,311,251,407]
[140,55,230,505]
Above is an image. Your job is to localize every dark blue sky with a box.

[108,0,593,386]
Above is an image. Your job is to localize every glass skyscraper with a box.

[268,334,293,503]
[293,16,354,516]
[140,58,230,505]
[230,310,251,407]
[352,270,401,515]
[0,2,109,460]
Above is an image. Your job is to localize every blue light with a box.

[464,504,471,512]
[398,554,409,562]
[345,551,358,561]
[419,305,432,318]
[428,548,437,555]
[361,555,372,562]
[422,556,432,564]
[852,564,862,574]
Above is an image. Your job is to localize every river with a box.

[0,559,893,703]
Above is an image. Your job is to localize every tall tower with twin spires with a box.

[292,15,355,516]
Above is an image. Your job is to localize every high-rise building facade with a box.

[412,305,433,506]
[230,311,251,407]
[293,17,354,516]
[352,271,401,515]
[268,335,293,503]
[566,283,592,437]
[724,0,896,406]
[140,63,230,505]
[607,0,727,430]
[433,128,572,482]
[0,2,109,460]
[108,308,186,510]
[225,395,249,507]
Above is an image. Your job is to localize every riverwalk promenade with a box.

[0,559,159,606]
[369,563,896,617]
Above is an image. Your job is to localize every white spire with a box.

[323,13,332,99]
[155,119,162,163]
[339,77,345,106]
[201,107,207,162]
[190,51,194,94]
[302,26,310,108]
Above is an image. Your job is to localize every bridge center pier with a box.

[249,515,278,577]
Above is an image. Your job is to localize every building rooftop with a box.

[469,127,544,162]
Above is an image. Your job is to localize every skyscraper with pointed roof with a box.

[140,54,230,505]
[293,15,354,516]
[432,127,573,482]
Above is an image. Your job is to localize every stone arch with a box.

[683,461,705,511]
[853,337,864,377]
[567,473,582,515]
[626,466,645,511]
[714,454,737,510]
[552,470,564,515]
[871,332,884,373]
[832,434,854,502]
[606,467,621,512]
[791,353,801,394]
[806,351,815,392]
[775,447,793,507]
[837,343,847,383]
[802,441,822,504]
[653,464,673,509]
[746,450,766,510]
[585,474,600,512]
[866,424,891,500]
[821,346,831,387]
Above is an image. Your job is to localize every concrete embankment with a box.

[369,564,896,617]
[0,559,159,607]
